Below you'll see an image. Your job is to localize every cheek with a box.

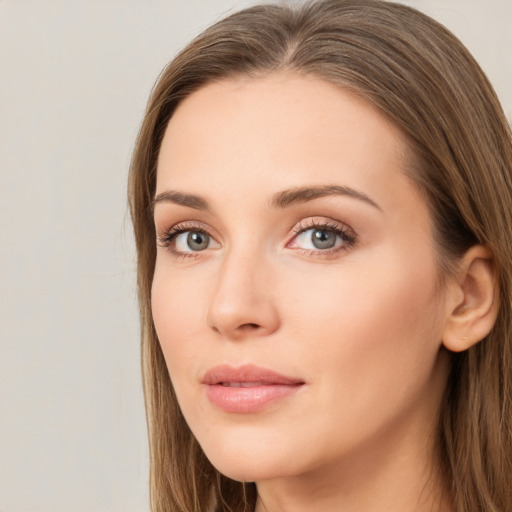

[280,253,444,394]
[151,264,210,382]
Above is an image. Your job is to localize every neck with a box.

[255,435,452,512]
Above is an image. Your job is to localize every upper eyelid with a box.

[159,220,212,236]
[289,217,355,235]
[292,220,341,232]
[156,221,212,244]
[169,221,208,231]
[158,216,356,244]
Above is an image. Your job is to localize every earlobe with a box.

[442,245,499,353]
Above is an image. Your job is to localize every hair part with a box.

[128,1,512,510]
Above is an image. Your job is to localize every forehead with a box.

[160,73,406,160]
[156,72,416,214]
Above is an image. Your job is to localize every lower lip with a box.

[205,383,303,413]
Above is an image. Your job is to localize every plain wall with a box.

[1,1,510,511]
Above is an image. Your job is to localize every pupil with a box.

[187,231,209,251]
[312,229,336,249]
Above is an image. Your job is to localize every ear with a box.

[442,245,499,353]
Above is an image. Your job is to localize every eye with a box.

[293,227,342,250]
[157,222,220,256]
[288,219,356,254]
[175,230,212,252]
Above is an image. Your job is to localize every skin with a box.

[151,73,457,512]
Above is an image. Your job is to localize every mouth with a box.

[219,381,281,387]
[202,364,305,413]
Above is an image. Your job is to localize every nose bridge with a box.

[207,240,279,338]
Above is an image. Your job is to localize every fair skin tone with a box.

[151,73,497,512]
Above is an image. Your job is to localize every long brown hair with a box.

[128,1,512,510]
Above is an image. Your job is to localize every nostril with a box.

[242,323,260,330]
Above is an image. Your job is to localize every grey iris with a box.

[187,231,209,251]
[312,229,336,249]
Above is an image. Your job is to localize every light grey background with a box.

[0,1,510,511]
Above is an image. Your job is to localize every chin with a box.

[208,456,291,483]
[196,428,300,483]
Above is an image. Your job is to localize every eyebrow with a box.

[152,190,210,211]
[152,184,381,212]
[271,185,381,210]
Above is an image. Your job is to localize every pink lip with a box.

[202,364,305,413]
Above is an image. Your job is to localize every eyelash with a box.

[157,221,210,260]
[289,219,357,256]
[157,219,357,259]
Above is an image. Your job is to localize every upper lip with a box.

[202,364,305,386]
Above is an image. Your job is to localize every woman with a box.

[128,0,512,510]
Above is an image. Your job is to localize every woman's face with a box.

[152,74,452,484]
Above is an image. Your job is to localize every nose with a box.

[206,250,280,339]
